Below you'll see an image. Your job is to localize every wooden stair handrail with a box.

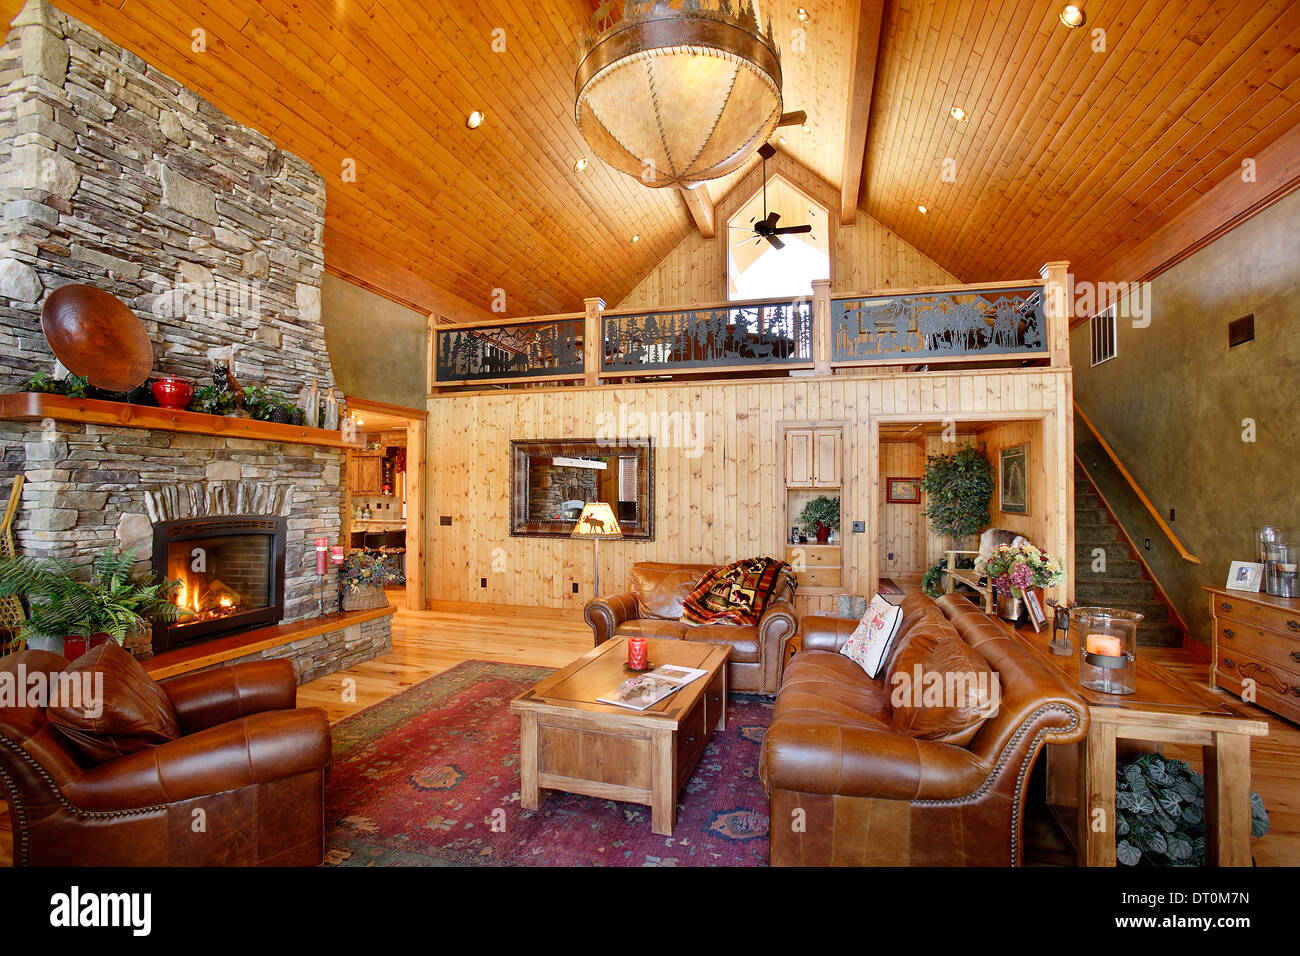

[1074,402,1200,564]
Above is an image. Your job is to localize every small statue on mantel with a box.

[300,380,320,428]
[322,387,339,431]
[1046,598,1077,656]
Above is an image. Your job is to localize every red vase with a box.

[152,376,194,410]
[62,635,88,660]
[88,632,111,649]
[815,523,831,544]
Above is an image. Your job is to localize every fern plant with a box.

[0,549,183,644]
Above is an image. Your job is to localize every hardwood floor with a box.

[0,608,1295,867]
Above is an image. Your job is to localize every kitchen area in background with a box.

[341,402,426,607]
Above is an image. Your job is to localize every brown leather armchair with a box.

[583,561,797,694]
[0,649,330,866]
[760,591,1088,866]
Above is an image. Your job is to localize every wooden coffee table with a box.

[510,638,730,836]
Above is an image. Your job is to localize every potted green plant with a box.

[920,444,993,547]
[339,551,395,611]
[798,495,840,544]
[188,383,240,416]
[0,549,183,660]
[1116,753,1268,866]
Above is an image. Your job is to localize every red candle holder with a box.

[627,637,648,671]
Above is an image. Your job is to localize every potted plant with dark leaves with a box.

[798,495,840,544]
[0,549,182,660]
[21,372,90,397]
[920,443,993,548]
[1115,752,1269,866]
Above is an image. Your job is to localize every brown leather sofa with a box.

[0,647,331,866]
[584,561,797,694]
[760,591,1088,866]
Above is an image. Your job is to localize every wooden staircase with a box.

[1073,462,1186,647]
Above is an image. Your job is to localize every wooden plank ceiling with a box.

[4,0,1298,317]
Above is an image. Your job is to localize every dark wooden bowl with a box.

[40,284,153,393]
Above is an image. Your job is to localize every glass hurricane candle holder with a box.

[1076,606,1143,695]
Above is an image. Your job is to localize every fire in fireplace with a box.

[151,516,287,653]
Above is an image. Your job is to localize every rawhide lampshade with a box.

[571,502,623,540]
[572,502,622,598]
[574,1,783,188]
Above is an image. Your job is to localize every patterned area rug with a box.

[324,660,774,866]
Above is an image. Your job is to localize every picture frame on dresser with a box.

[1226,560,1264,592]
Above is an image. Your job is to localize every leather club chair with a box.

[760,591,1088,866]
[583,561,797,694]
[0,644,331,866]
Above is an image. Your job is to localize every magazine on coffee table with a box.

[597,664,709,711]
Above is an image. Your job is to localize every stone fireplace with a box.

[0,0,391,680]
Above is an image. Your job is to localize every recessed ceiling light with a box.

[466,110,485,129]
[796,8,809,22]
[631,234,640,243]
[1058,5,1086,28]
[918,205,928,215]
[950,106,968,122]
[779,135,787,144]
[801,124,811,134]
[574,157,589,172]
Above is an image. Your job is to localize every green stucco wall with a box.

[322,274,428,410]
[1070,189,1300,645]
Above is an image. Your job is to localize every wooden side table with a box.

[1011,623,1269,866]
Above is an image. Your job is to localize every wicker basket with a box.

[342,585,389,612]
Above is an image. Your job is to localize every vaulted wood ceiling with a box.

[4,0,1298,320]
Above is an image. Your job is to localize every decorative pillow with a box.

[887,625,999,746]
[47,640,182,764]
[838,594,903,678]
[680,557,796,626]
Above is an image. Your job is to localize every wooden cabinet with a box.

[786,544,841,589]
[349,454,383,494]
[785,427,840,489]
[1207,586,1300,724]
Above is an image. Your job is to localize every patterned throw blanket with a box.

[681,557,797,627]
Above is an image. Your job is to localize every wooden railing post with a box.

[584,296,605,387]
[811,279,832,375]
[1039,260,1071,367]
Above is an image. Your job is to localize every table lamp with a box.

[571,501,623,598]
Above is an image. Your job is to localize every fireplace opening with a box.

[152,516,287,653]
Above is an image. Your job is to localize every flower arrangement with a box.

[975,542,1064,596]
[339,551,396,593]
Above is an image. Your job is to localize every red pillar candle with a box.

[315,537,328,574]
[330,546,345,566]
[628,637,648,670]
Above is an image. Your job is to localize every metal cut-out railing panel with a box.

[435,317,585,383]
[831,286,1046,363]
[602,300,814,372]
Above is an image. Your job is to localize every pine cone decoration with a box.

[270,404,291,424]
[212,362,230,391]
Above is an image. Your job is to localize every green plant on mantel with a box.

[797,495,840,536]
[1116,753,1268,866]
[188,384,240,416]
[241,383,302,422]
[22,372,89,398]
[920,443,993,545]
[0,549,182,644]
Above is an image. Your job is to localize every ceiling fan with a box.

[730,143,813,251]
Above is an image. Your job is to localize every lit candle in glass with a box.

[1085,633,1123,658]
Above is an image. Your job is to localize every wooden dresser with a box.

[1206,586,1300,723]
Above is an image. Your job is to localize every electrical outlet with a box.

[887,552,895,561]
[480,577,487,588]
[1169,508,1175,522]
[572,582,579,594]
[852,521,866,533]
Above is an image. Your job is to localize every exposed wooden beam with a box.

[678,184,717,239]
[839,0,886,226]
[1074,120,1300,326]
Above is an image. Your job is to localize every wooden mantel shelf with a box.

[0,392,362,449]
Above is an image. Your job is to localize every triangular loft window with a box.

[727,174,830,300]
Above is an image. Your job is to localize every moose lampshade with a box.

[572,502,622,598]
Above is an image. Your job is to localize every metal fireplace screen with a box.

[152,516,286,652]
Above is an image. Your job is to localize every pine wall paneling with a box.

[427,368,1075,620]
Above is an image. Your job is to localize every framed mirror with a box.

[509,438,654,539]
